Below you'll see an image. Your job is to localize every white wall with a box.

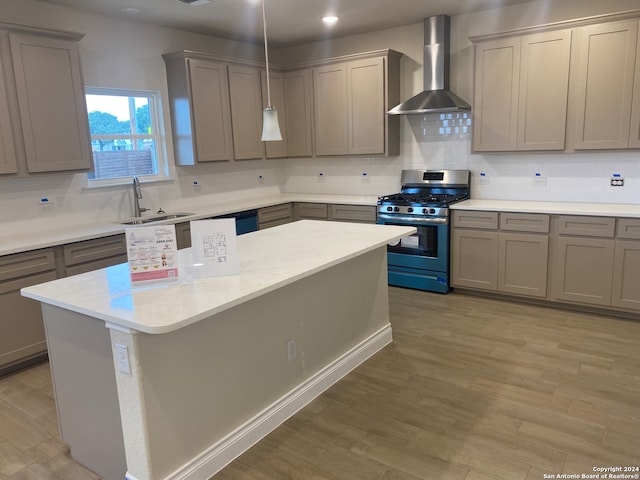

[1,0,639,228]
[282,0,640,204]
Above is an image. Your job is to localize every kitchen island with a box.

[21,220,415,480]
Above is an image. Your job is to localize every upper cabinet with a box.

[312,51,401,156]
[260,69,288,159]
[164,52,287,164]
[164,53,233,164]
[163,49,401,164]
[0,50,17,174]
[0,24,91,175]
[473,29,572,152]
[283,68,313,157]
[569,18,639,150]
[228,64,264,160]
[472,13,640,153]
[313,62,348,155]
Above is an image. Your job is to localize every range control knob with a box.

[429,208,436,214]
[422,208,428,214]
[407,207,413,213]
[394,207,400,212]
[386,206,393,212]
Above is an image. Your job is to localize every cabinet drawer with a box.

[328,204,376,223]
[63,235,127,266]
[294,202,328,220]
[617,218,640,240]
[65,255,128,277]
[558,216,615,237]
[0,248,56,282]
[452,210,498,230]
[500,212,549,233]
[258,204,293,225]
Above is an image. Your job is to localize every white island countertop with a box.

[451,199,640,217]
[21,220,415,334]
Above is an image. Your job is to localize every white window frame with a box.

[85,86,170,187]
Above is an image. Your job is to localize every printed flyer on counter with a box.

[189,218,239,277]
[125,224,179,284]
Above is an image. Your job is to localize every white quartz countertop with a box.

[0,192,379,257]
[451,199,640,217]
[21,221,415,334]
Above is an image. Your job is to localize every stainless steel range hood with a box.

[388,15,471,115]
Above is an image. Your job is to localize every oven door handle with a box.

[378,214,448,225]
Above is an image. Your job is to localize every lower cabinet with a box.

[0,248,57,372]
[552,236,615,306]
[62,235,128,276]
[453,210,640,314]
[1,236,129,373]
[611,218,640,310]
[451,228,498,290]
[612,239,640,309]
[451,210,549,298]
[266,203,376,227]
[498,232,548,297]
[294,202,328,220]
[258,204,294,229]
[328,204,376,223]
[551,216,616,306]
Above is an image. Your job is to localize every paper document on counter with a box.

[189,218,239,277]
[125,224,179,284]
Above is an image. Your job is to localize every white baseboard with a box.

[165,324,392,480]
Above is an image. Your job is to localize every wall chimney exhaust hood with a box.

[388,15,471,115]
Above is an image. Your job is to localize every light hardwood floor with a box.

[1,288,639,479]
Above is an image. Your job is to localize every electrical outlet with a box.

[317,172,325,182]
[477,172,489,185]
[533,174,547,186]
[361,172,370,184]
[258,175,264,184]
[192,180,201,190]
[610,178,624,187]
[39,197,55,212]
[115,343,131,374]
[287,339,297,362]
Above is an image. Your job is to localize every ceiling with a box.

[37,0,535,47]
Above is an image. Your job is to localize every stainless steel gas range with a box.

[376,169,470,293]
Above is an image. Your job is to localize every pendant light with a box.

[260,0,282,141]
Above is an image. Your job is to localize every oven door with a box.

[377,214,449,276]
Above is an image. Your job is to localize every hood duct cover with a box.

[388,15,471,115]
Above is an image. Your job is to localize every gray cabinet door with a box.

[611,239,640,310]
[187,58,233,162]
[313,62,348,155]
[451,229,499,290]
[260,69,287,159]
[552,236,615,306]
[9,32,91,172]
[347,57,385,155]
[498,232,548,297]
[0,47,17,174]
[571,19,638,150]
[283,69,313,157]
[228,64,263,160]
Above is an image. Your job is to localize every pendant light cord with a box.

[262,0,272,108]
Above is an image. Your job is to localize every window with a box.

[85,87,169,185]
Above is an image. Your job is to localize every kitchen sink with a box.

[118,212,194,225]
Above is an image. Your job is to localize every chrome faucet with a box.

[132,176,149,217]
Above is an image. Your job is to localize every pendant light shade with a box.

[261,106,282,141]
[260,0,282,142]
